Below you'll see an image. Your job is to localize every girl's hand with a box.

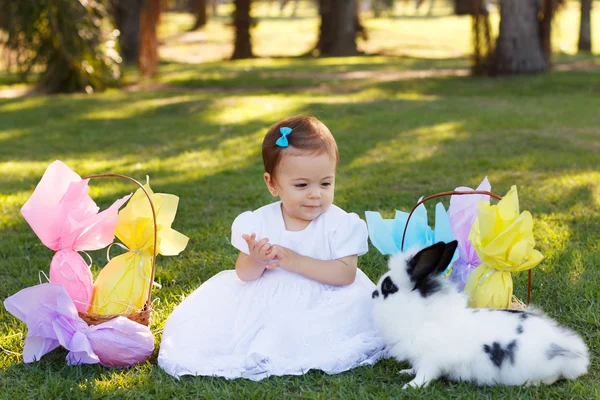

[267,245,304,273]
[242,233,274,264]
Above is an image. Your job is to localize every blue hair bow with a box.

[276,127,292,148]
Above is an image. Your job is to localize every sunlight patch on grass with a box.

[534,214,572,268]
[0,192,30,209]
[0,193,29,229]
[204,96,300,125]
[0,129,25,142]
[538,171,600,211]
[0,97,48,112]
[158,134,261,179]
[339,86,440,102]
[214,55,448,70]
[0,158,154,199]
[0,332,22,360]
[0,160,62,178]
[81,96,194,120]
[157,69,235,85]
[348,121,462,168]
[0,158,143,180]
[393,92,439,101]
[568,249,585,286]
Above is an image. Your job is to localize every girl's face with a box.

[264,150,336,230]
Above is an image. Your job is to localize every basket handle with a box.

[400,190,531,305]
[83,174,158,306]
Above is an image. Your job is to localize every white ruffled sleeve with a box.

[231,211,257,255]
[330,212,369,260]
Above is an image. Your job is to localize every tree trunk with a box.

[231,0,253,59]
[539,0,556,66]
[318,0,358,56]
[355,0,367,42]
[330,0,358,56]
[189,0,208,30]
[279,0,299,16]
[493,0,546,75]
[111,0,143,64]
[470,0,493,76]
[138,0,161,77]
[290,0,299,17]
[372,0,383,17]
[578,0,592,52]
[317,0,334,54]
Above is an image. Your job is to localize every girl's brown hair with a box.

[262,116,339,177]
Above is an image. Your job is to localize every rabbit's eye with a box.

[381,276,398,298]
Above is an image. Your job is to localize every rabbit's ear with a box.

[408,241,458,282]
[437,240,458,275]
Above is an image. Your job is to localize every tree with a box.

[491,0,564,75]
[578,0,592,52]
[211,0,219,16]
[0,0,120,93]
[110,0,144,64]
[189,0,208,31]
[138,0,161,77]
[372,0,395,17]
[317,0,361,56]
[470,0,493,76]
[279,0,300,17]
[493,0,546,74]
[231,0,253,59]
[539,0,558,66]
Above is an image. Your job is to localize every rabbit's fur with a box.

[371,241,589,388]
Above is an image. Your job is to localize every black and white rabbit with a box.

[371,240,589,388]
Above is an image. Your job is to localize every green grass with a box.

[1,2,600,399]
[1,68,599,399]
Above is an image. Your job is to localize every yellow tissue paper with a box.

[464,185,543,308]
[90,179,189,315]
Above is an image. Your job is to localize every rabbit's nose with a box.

[372,290,379,299]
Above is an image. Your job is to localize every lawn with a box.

[1,2,599,399]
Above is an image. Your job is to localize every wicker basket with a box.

[77,173,158,327]
[400,190,532,307]
[454,0,488,15]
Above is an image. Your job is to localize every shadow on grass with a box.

[152,56,470,88]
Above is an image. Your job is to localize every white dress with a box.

[158,202,386,381]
